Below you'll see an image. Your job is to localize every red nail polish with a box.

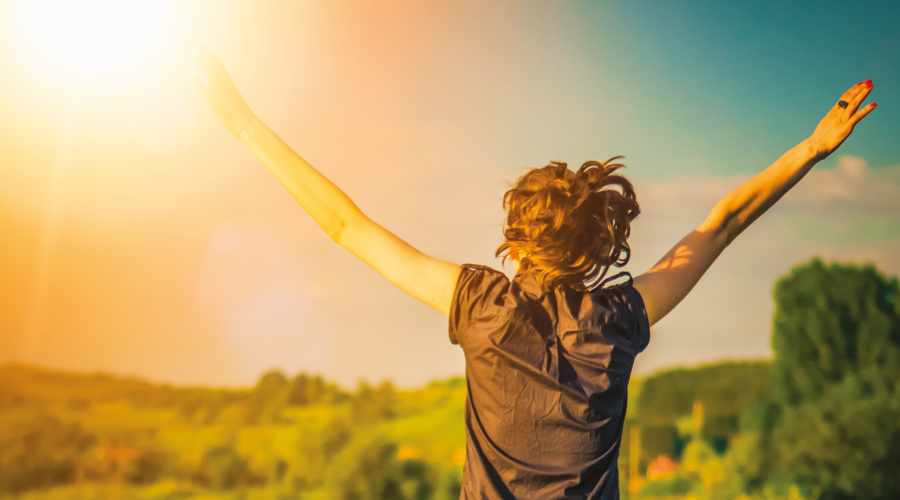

[872,102,877,108]
[865,79,873,88]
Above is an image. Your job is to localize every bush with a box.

[0,415,96,494]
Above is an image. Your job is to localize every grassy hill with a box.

[0,360,773,500]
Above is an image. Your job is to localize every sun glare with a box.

[14,0,170,75]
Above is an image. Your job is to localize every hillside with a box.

[0,361,772,499]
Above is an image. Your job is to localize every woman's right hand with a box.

[808,80,877,160]
[195,46,258,139]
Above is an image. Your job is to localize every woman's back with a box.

[451,264,650,499]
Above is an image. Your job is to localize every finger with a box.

[196,50,224,79]
[196,56,219,89]
[194,76,213,101]
[848,80,873,114]
[838,81,866,102]
[835,83,860,110]
[195,55,211,76]
[197,46,228,75]
[836,86,856,106]
[834,84,863,116]
[196,55,231,92]
[849,101,877,127]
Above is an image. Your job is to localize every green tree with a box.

[0,415,96,494]
[287,373,348,406]
[245,370,290,424]
[288,373,326,406]
[324,436,437,500]
[353,381,398,423]
[193,444,263,489]
[771,258,900,500]
[638,362,774,428]
[289,413,354,491]
[123,448,169,484]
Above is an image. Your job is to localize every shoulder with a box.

[452,264,509,312]
[602,280,651,352]
[448,264,509,345]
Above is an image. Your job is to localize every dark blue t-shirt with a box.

[449,264,650,499]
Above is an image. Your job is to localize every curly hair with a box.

[495,157,640,292]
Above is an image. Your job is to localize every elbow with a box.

[700,207,738,249]
[718,212,747,247]
[327,210,365,247]
[327,218,348,246]
[722,217,741,246]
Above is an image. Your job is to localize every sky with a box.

[1,0,898,388]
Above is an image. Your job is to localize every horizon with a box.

[0,356,777,391]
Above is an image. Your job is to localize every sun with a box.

[13,0,171,75]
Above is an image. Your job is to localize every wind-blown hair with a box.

[496,157,640,292]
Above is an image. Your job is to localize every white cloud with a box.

[783,156,900,207]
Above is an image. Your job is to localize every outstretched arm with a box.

[634,81,877,327]
[195,47,461,316]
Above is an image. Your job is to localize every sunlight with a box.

[13,0,170,75]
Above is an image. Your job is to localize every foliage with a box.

[770,259,900,500]
[287,410,353,490]
[0,364,468,498]
[0,415,96,494]
[193,444,264,489]
[638,438,750,500]
[353,381,399,423]
[638,362,775,428]
[639,474,693,498]
[772,259,900,405]
[324,436,412,500]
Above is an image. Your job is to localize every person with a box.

[195,46,876,499]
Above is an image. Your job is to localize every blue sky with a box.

[539,1,898,180]
[602,0,899,176]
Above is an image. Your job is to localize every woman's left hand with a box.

[808,80,877,160]
[195,46,257,139]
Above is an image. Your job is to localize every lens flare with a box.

[14,0,170,75]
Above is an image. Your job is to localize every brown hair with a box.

[496,157,640,292]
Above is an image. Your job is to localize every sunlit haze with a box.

[13,0,171,76]
[0,1,898,389]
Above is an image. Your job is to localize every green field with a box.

[0,360,772,500]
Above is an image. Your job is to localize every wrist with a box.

[801,137,829,163]
[236,115,262,143]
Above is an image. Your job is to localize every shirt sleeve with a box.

[448,264,506,345]
[616,282,652,353]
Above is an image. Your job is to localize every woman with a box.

[195,47,876,499]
